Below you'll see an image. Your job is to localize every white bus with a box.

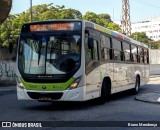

[16,20,149,103]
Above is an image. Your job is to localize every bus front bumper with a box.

[17,86,85,101]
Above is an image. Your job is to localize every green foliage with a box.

[0,3,82,48]
[149,41,160,49]
[83,12,100,23]
[150,44,158,49]
[83,11,121,32]
[98,14,112,22]
[0,3,121,48]
[0,15,17,48]
[107,22,122,32]
[130,32,153,44]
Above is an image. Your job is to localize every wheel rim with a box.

[136,78,139,92]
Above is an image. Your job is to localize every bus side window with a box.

[85,37,92,65]
[131,45,138,63]
[139,48,144,63]
[144,48,149,64]
[92,40,99,61]
[147,49,149,64]
[85,37,99,69]
[122,42,131,62]
[137,47,140,63]
[112,38,122,61]
[100,35,111,60]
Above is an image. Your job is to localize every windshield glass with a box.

[18,34,81,75]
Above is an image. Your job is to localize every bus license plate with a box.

[39,97,51,100]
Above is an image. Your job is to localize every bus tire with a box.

[99,78,111,104]
[132,76,140,94]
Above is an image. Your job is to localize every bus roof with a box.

[24,19,83,25]
[83,20,148,48]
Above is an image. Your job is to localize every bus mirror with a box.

[88,38,94,49]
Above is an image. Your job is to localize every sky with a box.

[10,0,160,23]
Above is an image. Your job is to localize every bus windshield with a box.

[18,33,81,75]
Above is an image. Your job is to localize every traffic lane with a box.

[0,83,160,122]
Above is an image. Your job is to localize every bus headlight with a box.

[69,76,82,89]
[17,79,25,89]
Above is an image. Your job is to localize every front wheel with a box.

[98,79,111,104]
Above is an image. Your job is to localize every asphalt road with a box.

[1,76,160,130]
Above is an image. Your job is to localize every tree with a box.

[130,32,153,44]
[98,14,112,22]
[107,22,122,32]
[0,3,82,48]
[0,14,17,48]
[31,4,82,21]
[83,12,100,23]
[0,4,122,48]
[83,11,121,32]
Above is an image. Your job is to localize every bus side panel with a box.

[85,66,101,100]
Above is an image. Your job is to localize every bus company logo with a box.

[2,122,11,127]
[42,85,46,90]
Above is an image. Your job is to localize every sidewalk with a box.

[136,92,160,104]
[150,75,160,78]
[135,75,160,104]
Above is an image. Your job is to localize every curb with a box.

[135,92,160,104]
[0,87,16,93]
[0,89,16,92]
[150,75,160,78]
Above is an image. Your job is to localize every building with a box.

[115,17,160,42]
[132,17,160,41]
[0,0,12,24]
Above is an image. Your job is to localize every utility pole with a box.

[30,0,33,22]
[121,0,131,36]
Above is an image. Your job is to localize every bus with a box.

[16,19,149,103]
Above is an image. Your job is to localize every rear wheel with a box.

[132,76,140,94]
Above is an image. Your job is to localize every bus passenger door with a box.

[85,37,101,97]
[112,38,123,90]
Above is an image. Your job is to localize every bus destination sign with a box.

[30,22,81,32]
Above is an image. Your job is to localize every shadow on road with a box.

[22,89,139,111]
[20,84,160,111]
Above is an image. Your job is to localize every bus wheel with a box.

[132,76,140,94]
[99,79,111,104]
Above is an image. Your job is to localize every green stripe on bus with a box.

[20,77,74,91]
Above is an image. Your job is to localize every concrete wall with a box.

[0,48,16,60]
[150,64,160,75]
[150,49,160,64]
[0,48,16,85]
[0,60,16,85]
[149,49,160,75]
